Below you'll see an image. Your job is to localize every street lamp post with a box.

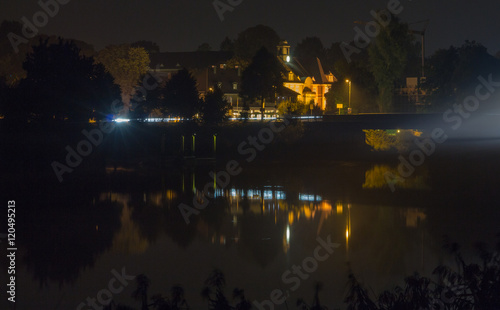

[345,79,351,112]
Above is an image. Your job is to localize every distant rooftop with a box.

[149,51,234,70]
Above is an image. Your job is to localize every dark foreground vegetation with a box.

[99,237,500,310]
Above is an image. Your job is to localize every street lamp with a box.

[345,79,351,110]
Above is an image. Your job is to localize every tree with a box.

[162,68,200,119]
[95,44,150,111]
[325,42,378,113]
[132,274,150,310]
[219,36,234,52]
[240,47,284,120]
[129,82,163,120]
[423,41,500,111]
[201,86,230,124]
[277,100,307,116]
[13,38,119,124]
[197,43,212,52]
[229,24,281,69]
[368,15,416,112]
[131,40,160,54]
[202,269,231,310]
[294,37,327,72]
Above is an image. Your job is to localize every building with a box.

[147,42,337,118]
[276,41,336,110]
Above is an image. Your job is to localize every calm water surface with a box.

[3,148,500,310]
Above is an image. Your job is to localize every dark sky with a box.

[1,0,499,56]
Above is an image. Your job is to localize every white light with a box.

[114,118,130,123]
[286,55,290,62]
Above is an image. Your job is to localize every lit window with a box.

[233,82,238,90]
[217,82,222,88]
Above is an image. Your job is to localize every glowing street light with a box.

[345,79,352,111]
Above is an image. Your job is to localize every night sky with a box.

[1,0,500,55]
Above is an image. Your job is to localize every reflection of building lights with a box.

[299,194,321,201]
[276,191,286,199]
[165,190,176,201]
[336,201,343,214]
[264,190,273,199]
[286,225,290,243]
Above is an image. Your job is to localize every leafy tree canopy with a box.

[423,40,500,111]
[368,14,417,112]
[240,47,284,119]
[228,24,280,70]
[95,44,150,109]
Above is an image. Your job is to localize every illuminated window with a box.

[233,82,238,90]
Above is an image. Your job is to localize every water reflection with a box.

[16,163,433,286]
[362,164,430,190]
[19,189,122,287]
[10,159,500,309]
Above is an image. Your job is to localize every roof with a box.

[194,67,241,93]
[279,55,334,84]
[149,51,234,70]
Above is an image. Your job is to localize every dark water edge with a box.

[2,118,500,179]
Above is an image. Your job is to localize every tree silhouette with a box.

[294,37,327,73]
[202,269,231,310]
[201,86,230,124]
[240,47,283,120]
[228,25,280,69]
[132,274,151,310]
[197,43,212,52]
[297,282,327,310]
[422,41,500,111]
[234,25,280,62]
[15,38,120,124]
[219,37,234,52]
[368,15,416,112]
[161,68,200,119]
